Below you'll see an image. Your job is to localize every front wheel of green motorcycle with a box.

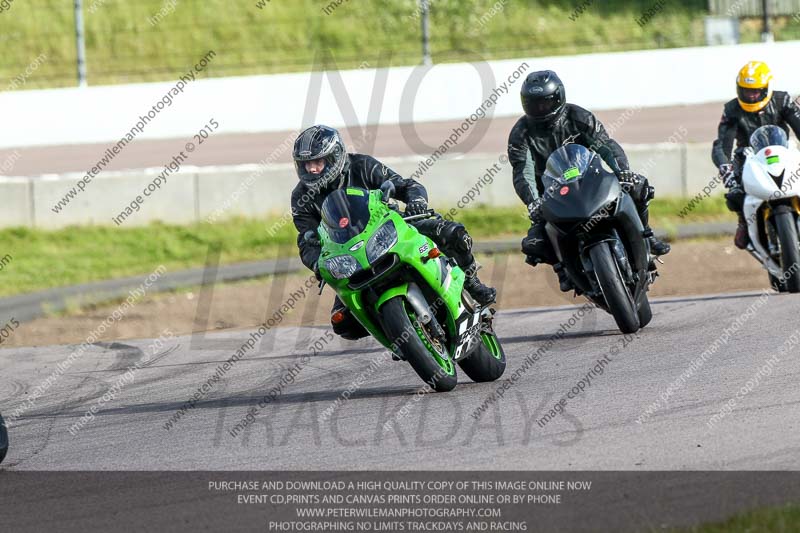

[381,297,458,392]
[457,330,506,383]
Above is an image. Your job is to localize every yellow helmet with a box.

[736,61,773,113]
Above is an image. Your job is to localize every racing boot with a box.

[463,261,496,305]
[638,205,670,256]
[331,297,369,341]
[734,212,749,250]
[553,263,574,292]
[648,235,671,256]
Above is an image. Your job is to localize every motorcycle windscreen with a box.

[541,145,619,223]
[321,188,372,244]
[542,144,596,189]
[750,125,789,153]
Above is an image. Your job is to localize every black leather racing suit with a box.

[291,153,480,339]
[712,91,800,212]
[507,104,654,264]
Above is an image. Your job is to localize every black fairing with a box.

[541,162,620,227]
[540,145,651,307]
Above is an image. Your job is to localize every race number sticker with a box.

[563,167,580,180]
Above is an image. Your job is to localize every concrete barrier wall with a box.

[2,41,800,149]
[0,143,721,229]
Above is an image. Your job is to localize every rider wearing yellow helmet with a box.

[713,61,800,248]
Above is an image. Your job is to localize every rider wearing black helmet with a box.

[291,125,496,340]
[508,70,670,291]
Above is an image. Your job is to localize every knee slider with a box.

[725,189,744,212]
[521,222,550,257]
[440,221,472,254]
[642,179,655,202]
[630,175,651,203]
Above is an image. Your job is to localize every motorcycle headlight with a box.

[324,255,361,279]
[366,221,398,263]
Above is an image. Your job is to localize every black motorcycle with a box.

[0,411,8,464]
[539,144,657,333]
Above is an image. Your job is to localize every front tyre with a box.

[0,412,8,465]
[773,212,800,293]
[381,297,458,392]
[590,242,640,334]
[458,330,506,382]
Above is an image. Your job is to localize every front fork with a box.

[580,234,633,288]
[406,283,447,341]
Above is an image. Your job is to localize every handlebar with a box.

[402,209,436,222]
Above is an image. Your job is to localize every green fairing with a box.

[317,190,465,354]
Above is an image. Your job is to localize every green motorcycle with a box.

[311,184,506,392]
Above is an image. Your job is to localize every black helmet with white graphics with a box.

[521,70,566,125]
[293,125,348,190]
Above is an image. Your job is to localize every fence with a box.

[3,0,793,90]
[709,0,800,16]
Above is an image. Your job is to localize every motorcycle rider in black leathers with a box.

[291,125,496,340]
[712,61,800,249]
[508,70,671,292]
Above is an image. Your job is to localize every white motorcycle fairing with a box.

[742,144,800,277]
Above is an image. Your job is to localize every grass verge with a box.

[675,503,800,532]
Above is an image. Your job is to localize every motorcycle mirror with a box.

[380,181,396,202]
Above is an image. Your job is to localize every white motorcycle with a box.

[742,125,800,292]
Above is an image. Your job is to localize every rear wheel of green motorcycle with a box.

[381,297,458,392]
[457,331,506,383]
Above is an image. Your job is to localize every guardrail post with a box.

[74,0,88,87]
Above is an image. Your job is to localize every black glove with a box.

[405,197,428,216]
[526,198,543,221]
[719,163,736,188]
[313,263,322,282]
[616,170,642,191]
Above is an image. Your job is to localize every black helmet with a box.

[521,70,566,125]
[293,125,348,189]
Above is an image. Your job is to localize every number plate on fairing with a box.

[452,309,482,360]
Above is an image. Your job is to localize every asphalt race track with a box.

[2,290,800,530]
[2,290,798,472]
